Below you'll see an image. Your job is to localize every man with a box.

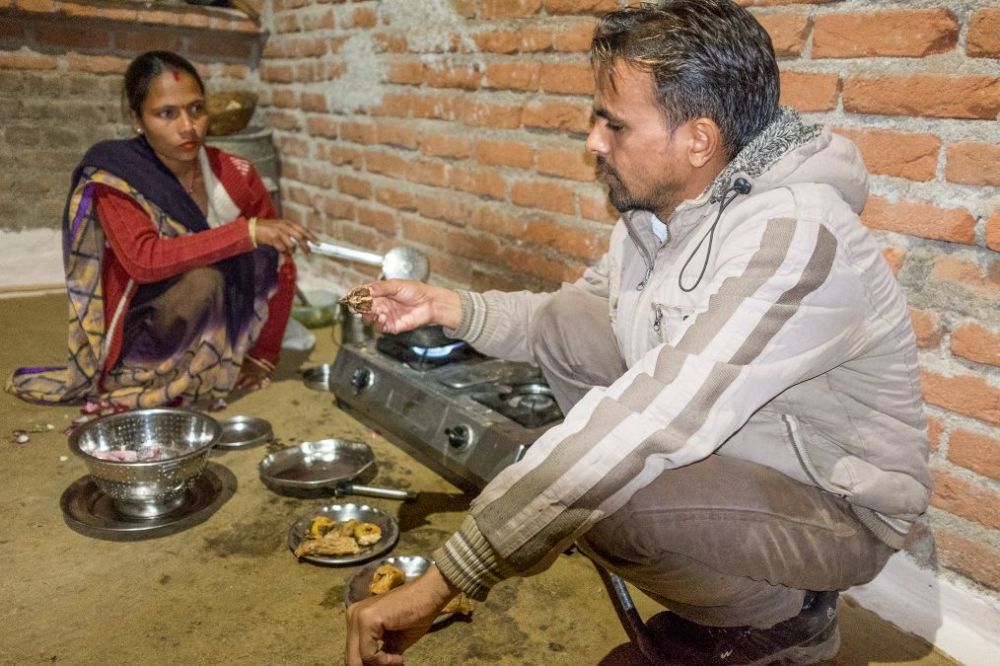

[345,1,931,664]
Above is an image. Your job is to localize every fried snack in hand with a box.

[442,593,473,616]
[338,286,373,314]
[369,563,406,595]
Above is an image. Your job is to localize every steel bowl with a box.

[68,408,222,519]
[217,415,273,450]
[301,364,334,391]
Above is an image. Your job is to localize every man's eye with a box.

[607,122,623,133]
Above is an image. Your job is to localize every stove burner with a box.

[472,382,563,429]
[376,335,481,369]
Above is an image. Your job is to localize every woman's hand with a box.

[235,356,273,391]
[364,280,461,334]
[252,218,318,254]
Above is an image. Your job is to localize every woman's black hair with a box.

[123,51,205,116]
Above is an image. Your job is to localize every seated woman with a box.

[8,50,317,410]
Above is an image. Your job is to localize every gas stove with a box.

[328,333,563,493]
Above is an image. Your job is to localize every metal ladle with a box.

[306,241,429,281]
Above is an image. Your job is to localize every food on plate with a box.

[354,522,382,546]
[338,286,373,314]
[294,515,383,559]
[294,533,360,558]
[369,563,406,594]
[367,561,473,616]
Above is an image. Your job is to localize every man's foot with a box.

[641,591,840,665]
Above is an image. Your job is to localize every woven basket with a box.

[206,91,258,136]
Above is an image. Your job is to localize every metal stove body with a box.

[329,339,563,493]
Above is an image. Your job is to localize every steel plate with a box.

[259,439,373,492]
[287,503,398,566]
[217,416,273,450]
[343,555,454,625]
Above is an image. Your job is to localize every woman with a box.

[9,51,317,409]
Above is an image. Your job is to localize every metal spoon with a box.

[306,241,429,281]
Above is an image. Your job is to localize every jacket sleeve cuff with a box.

[432,515,514,602]
[443,291,487,342]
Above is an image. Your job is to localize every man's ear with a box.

[687,117,723,168]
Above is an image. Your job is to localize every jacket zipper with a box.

[781,414,846,499]
[625,221,656,291]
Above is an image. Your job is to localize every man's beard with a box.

[597,157,647,213]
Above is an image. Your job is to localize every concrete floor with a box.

[1,293,960,665]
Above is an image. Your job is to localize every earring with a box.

[135,127,143,134]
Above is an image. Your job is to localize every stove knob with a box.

[350,367,373,394]
[445,425,472,450]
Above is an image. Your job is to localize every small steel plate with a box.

[287,503,398,566]
[217,415,273,450]
[343,555,454,625]
[301,364,334,391]
[59,463,236,541]
[259,439,373,492]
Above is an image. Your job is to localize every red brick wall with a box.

[260,0,999,594]
[0,0,262,231]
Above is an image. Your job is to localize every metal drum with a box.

[205,127,282,214]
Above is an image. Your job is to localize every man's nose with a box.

[586,124,607,156]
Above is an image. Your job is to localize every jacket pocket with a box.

[652,302,696,346]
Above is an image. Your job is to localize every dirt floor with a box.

[0,293,961,665]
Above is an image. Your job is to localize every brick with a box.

[371,32,407,54]
[921,370,1000,426]
[881,247,905,275]
[408,158,448,188]
[860,196,976,245]
[926,415,943,453]
[778,71,839,112]
[346,6,377,29]
[540,62,594,95]
[187,32,255,60]
[269,88,298,109]
[261,64,294,84]
[537,145,596,182]
[371,93,413,119]
[543,0,617,15]
[323,145,364,169]
[356,205,396,234]
[306,116,338,138]
[375,120,419,150]
[501,243,578,285]
[458,100,522,129]
[471,205,529,238]
[832,128,940,182]
[951,323,1000,368]
[475,138,535,169]
[300,92,328,113]
[930,255,1000,300]
[511,180,575,215]
[948,428,1000,481]
[580,191,618,224]
[419,132,471,159]
[908,308,941,349]
[276,136,310,158]
[273,12,300,33]
[521,215,608,261]
[65,54,129,75]
[35,23,110,50]
[553,19,596,53]
[968,8,1000,58]
[517,26,553,52]
[448,167,506,200]
[485,62,541,92]
[301,9,335,31]
[365,151,409,180]
[338,174,373,200]
[386,61,424,86]
[0,49,58,70]
[374,187,417,212]
[410,94,457,121]
[523,100,591,134]
[843,75,1000,120]
[932,527,1000,591]
[340,121,377,145]
[474,30,521,54]
[813,10,958,58]
[757,13,810,57]
[323,195,357,221]
[987,210,1000,253]
[299,166,334,189]
[930,468,1000,529]
[412,193,475,225]
[945,143,1000,187]
[425,63,482,91]
[482,0,541,20]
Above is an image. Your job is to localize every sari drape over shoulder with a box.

[8,137,280,408]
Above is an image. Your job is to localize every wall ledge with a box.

[2,0,262,35]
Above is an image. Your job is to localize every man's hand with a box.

[364,280,461,334]
[345,565,459,666]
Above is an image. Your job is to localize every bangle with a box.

[248,217,258,247]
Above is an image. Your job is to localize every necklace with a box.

[184,163,202,197]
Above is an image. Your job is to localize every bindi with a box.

[171,69,180,82]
